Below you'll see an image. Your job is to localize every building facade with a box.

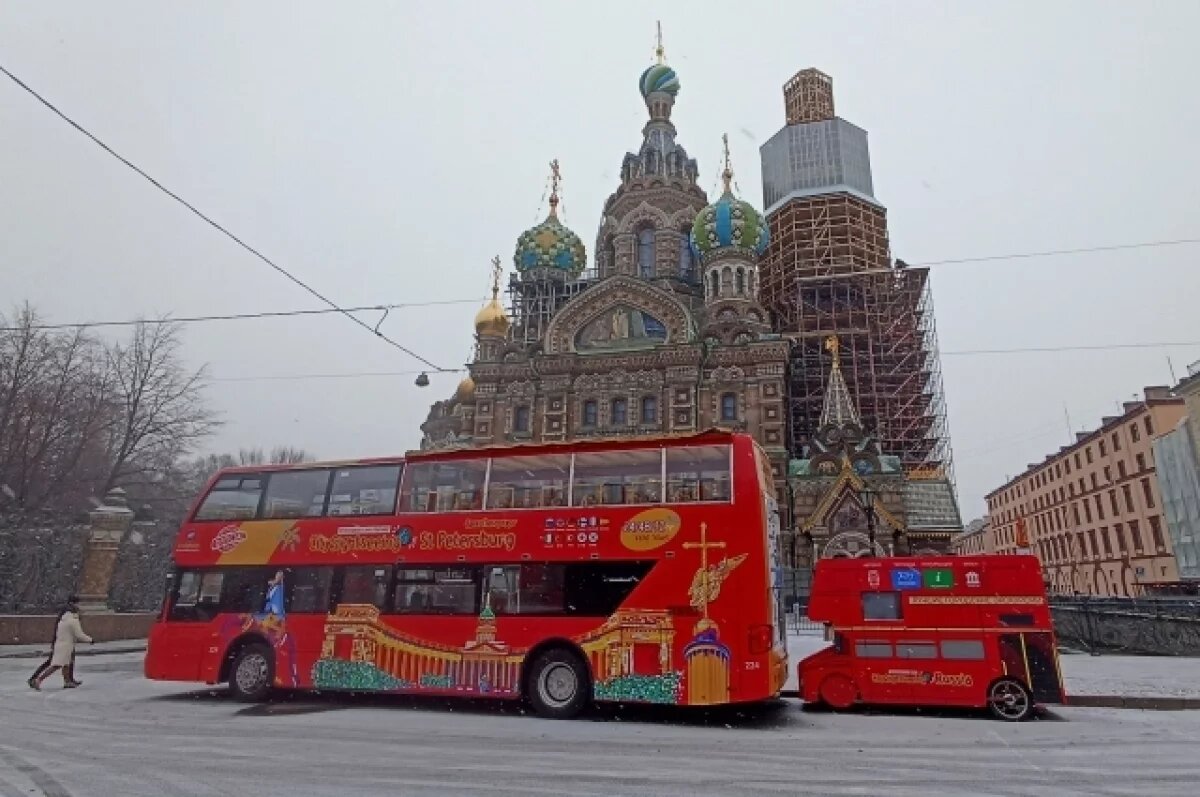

[1154,362,1200,584]
[420,53,792,499]
[950,517,994,556]
[758,69,953,479]
[985,387,1188,596]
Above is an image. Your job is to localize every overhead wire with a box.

[0,62,451,372]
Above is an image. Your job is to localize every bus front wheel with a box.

[988,678,1033,722]
[526,649,589,720]
[228,643,274,702]
[818,674,858,710]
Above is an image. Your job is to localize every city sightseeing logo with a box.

[211,524,247,553]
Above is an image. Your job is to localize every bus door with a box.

[998,632,1064,703]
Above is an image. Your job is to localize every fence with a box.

[1050,596,1200,656]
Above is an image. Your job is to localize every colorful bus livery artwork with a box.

[145,431,788,718]
[798,555,1066,721]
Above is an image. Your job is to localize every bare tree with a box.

[100,320,220,495]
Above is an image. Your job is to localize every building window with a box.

[1101,527,1112,556]
[514,406,531,434]
[582,400,598,427]
[1084,501,1093,523]
[611,398,628,426]
[1065,459,1072,475]
[1149,515,1165,549]
[1109,489,1119,516]
[1072,503,1080,526]
[641,396,658,424]
[1145,416,1154,436]
[1115,523,1127,553]
[1104,466,1112,483]
[720,393,738,422]
[1090,473,1098,489]
[708,270,719,298]
[1112,432,1121,452]
[1118,460,1127,479]
[637,228,655,277]
[1129,519,1143,551]
[1088,529,1098,556]
[1094,495,1105,520]
[1136,452,1146,471]
[1122,484,1134,513]
[1141,477,1155,509]
[1086,447,1093,464]
[1099,440,1107,457]
[1074,453,1081,469]
[1131,424,1141,443]
[735,268,746,295]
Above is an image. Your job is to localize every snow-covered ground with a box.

[786,628,1200,698]
[3,652,1200,796]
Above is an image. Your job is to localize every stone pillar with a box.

[77,488,134,613]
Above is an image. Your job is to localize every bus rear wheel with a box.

[229,643,274,702]
[526,649,589,720]
[988,678,1033,721]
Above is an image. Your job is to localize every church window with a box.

[678,230,695,280]
[641,396,658,424]
[708,270,719,299]
[582,400,598,427]
[736,268,746,295]
[637,228,655,277]
[514,405,531,434]
[720,267,733,295]
[720,393,738,422]
[611,398,628,426]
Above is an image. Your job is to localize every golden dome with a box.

[473,297,510,338]
[455,374,476,402]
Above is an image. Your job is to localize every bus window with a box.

[486,454,570,509]
[338,566,390,607]
[394,567,478,614]
[854,641,893,658]
[219,568,272,612]
[401,460,487,512]
[287,568,334,613]
[573,449,662,506]
[328,465,402,516]
[665,445,731,502]
[193,475,264,521]
[862,591,902,620]
[895,641,938,659]
[999,613,1036,627]
[564,562,653,616]
[262,469,332,519]
[940,640,985,660]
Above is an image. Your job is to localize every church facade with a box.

[419,55,792,500]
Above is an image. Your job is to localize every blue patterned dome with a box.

[691,190,769,261]
[514,203,586,275]
[639,63,680,99]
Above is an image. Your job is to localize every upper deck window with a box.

[328,465,402,516]
[262,469,332,519]
[573,448,662,506]
[193,475,265,521]
[487,454,569,509]
[401,460,487,512]
[665,445,731,503]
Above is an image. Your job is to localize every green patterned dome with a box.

[639,63,680,99]
[691,190,769,261]
[514,202,587,275]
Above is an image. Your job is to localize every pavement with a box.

[0,639,148,659]
[2,651,1199,796]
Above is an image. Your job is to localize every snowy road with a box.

[3,653,1199,797]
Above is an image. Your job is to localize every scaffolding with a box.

[760,190,952,479]
[506,268,599,347]
[783,68,835,126]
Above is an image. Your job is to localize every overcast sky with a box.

[3,1,1199,519]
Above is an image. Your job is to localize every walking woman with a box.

[29,597,92,690]
[27,597,82,689]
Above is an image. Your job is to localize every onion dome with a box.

[639,63,679,99]
[691,135,769,261]
[474,256,510,337]
[454,374,476,402]
[513,160,586,276]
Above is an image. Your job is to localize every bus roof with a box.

[209,455,406,478]
[403,427,748,462]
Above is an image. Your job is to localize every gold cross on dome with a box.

[655,21,665,64]
[490,255,502,299]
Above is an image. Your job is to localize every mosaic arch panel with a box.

[575,305,669,352]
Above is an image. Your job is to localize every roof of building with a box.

[904,479,963,531]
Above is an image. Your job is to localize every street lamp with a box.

[859,486,877,555]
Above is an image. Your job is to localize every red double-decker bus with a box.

[145,430,787,718]
[798,555,1065,721]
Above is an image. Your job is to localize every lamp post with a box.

[859,485,877,555]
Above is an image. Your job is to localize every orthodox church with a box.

[420,45,792,499]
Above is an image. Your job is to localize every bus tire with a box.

[988,678,1033,722]
[228,643,274,702]
[818,674,858,710]
[526,649,589,720]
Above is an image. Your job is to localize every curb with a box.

[780,689,1200,711]
[0,644,146,660]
